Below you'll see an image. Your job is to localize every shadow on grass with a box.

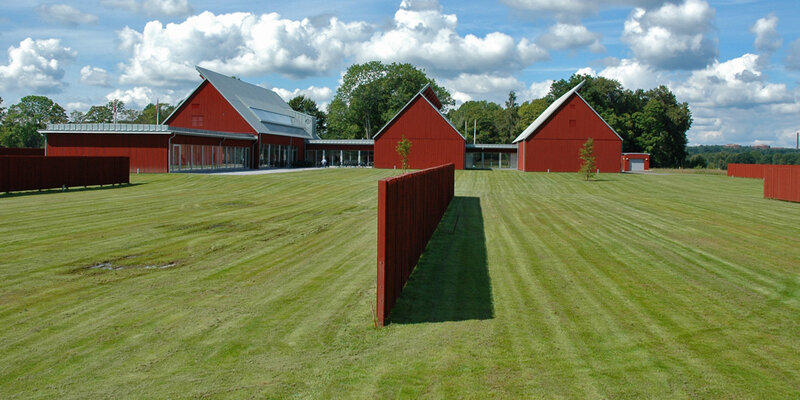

[1,182,141,198]
[389,196,494,324]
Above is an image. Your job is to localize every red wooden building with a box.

[373,85,465,170]
[43,66,318,173]
[621,153,650,171]
[513,81,622,172]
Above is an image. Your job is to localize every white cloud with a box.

[500,0,664,20]
[785,39,800,70]
[443,73,526,104]
[524,79,554,100]
[271,85,334,110]
[0,38,76,93]
[622,0,717,70]
[35,4,98,26]
[100,0,193,18]
[106,86,178,109]
[672,53,790,108]
[117,11,371,86]
[354,2,549,77]
[667,53,799,146]
[80,65,111,87]
[598,58,662,90]
[750,14,781,53]
[537,23,605,53]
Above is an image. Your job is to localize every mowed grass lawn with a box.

[1,169,798,398]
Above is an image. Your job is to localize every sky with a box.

[1,0,799,147]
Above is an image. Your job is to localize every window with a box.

[250,107,293,125]
[569,119,576,128]
[191,115,203,127]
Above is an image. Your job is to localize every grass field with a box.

[1,169,798,398]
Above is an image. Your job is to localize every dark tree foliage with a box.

[0,95,67,148]
[515,98,549,133]
[497,91,519,143]
[446,100,503,143]
[327,61,453,139]
[288,95,326,135]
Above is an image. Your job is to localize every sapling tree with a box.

[396,136,412,170]
[579,138,596,181]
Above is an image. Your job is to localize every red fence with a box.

[764,165,800,203]
[0,148,45,156]
[376,163,455,326]
[727,163,768,179]
[0,156,129,193]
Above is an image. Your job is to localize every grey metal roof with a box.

[466,143,517,150]
[372,84,464,141]
[41,123,170,134]
[40,123,256,141]
[307,139,374,145]
[164,66,319,140]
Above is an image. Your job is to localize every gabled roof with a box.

[512,81,585,144]
[372,83,464,141]
[164,66,319,140]
[512,81,623,144]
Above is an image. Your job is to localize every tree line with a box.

[686,145,800,169]
[0,95,176,148]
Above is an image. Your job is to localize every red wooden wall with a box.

[374,96,465,170]
[1,156,129,192]
[764,165,800,202]
[165,80,257,136]
[47,134,169,173]
[376,164,455,326]
[518,95,621,172]
[727,163,768,179]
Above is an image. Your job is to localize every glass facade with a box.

[259,143,298,168]
[170,144,250,171]
[466,152,517,169]
[305,149,374,167]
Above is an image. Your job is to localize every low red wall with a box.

[0,148,44,156]
[376,163,455,326]
[727,163,768,179]
[0,156,129,193]
[764,165,800,203]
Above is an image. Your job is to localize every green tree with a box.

[69,110,85,123]
[578,138,596,181]
[327,61,452,139]
[83,100,131,123]
[634,86,691,167]
[395,135,412,170]
[0,97,6,123]
[4,95,67,127]
[515,97,549,133]
[1,96,67,148]
[496,91,519,143]
[446,100,503,143]
[134,103,176,124]
[288,95,326,135]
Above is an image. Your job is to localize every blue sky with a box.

[1,0,799,146]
